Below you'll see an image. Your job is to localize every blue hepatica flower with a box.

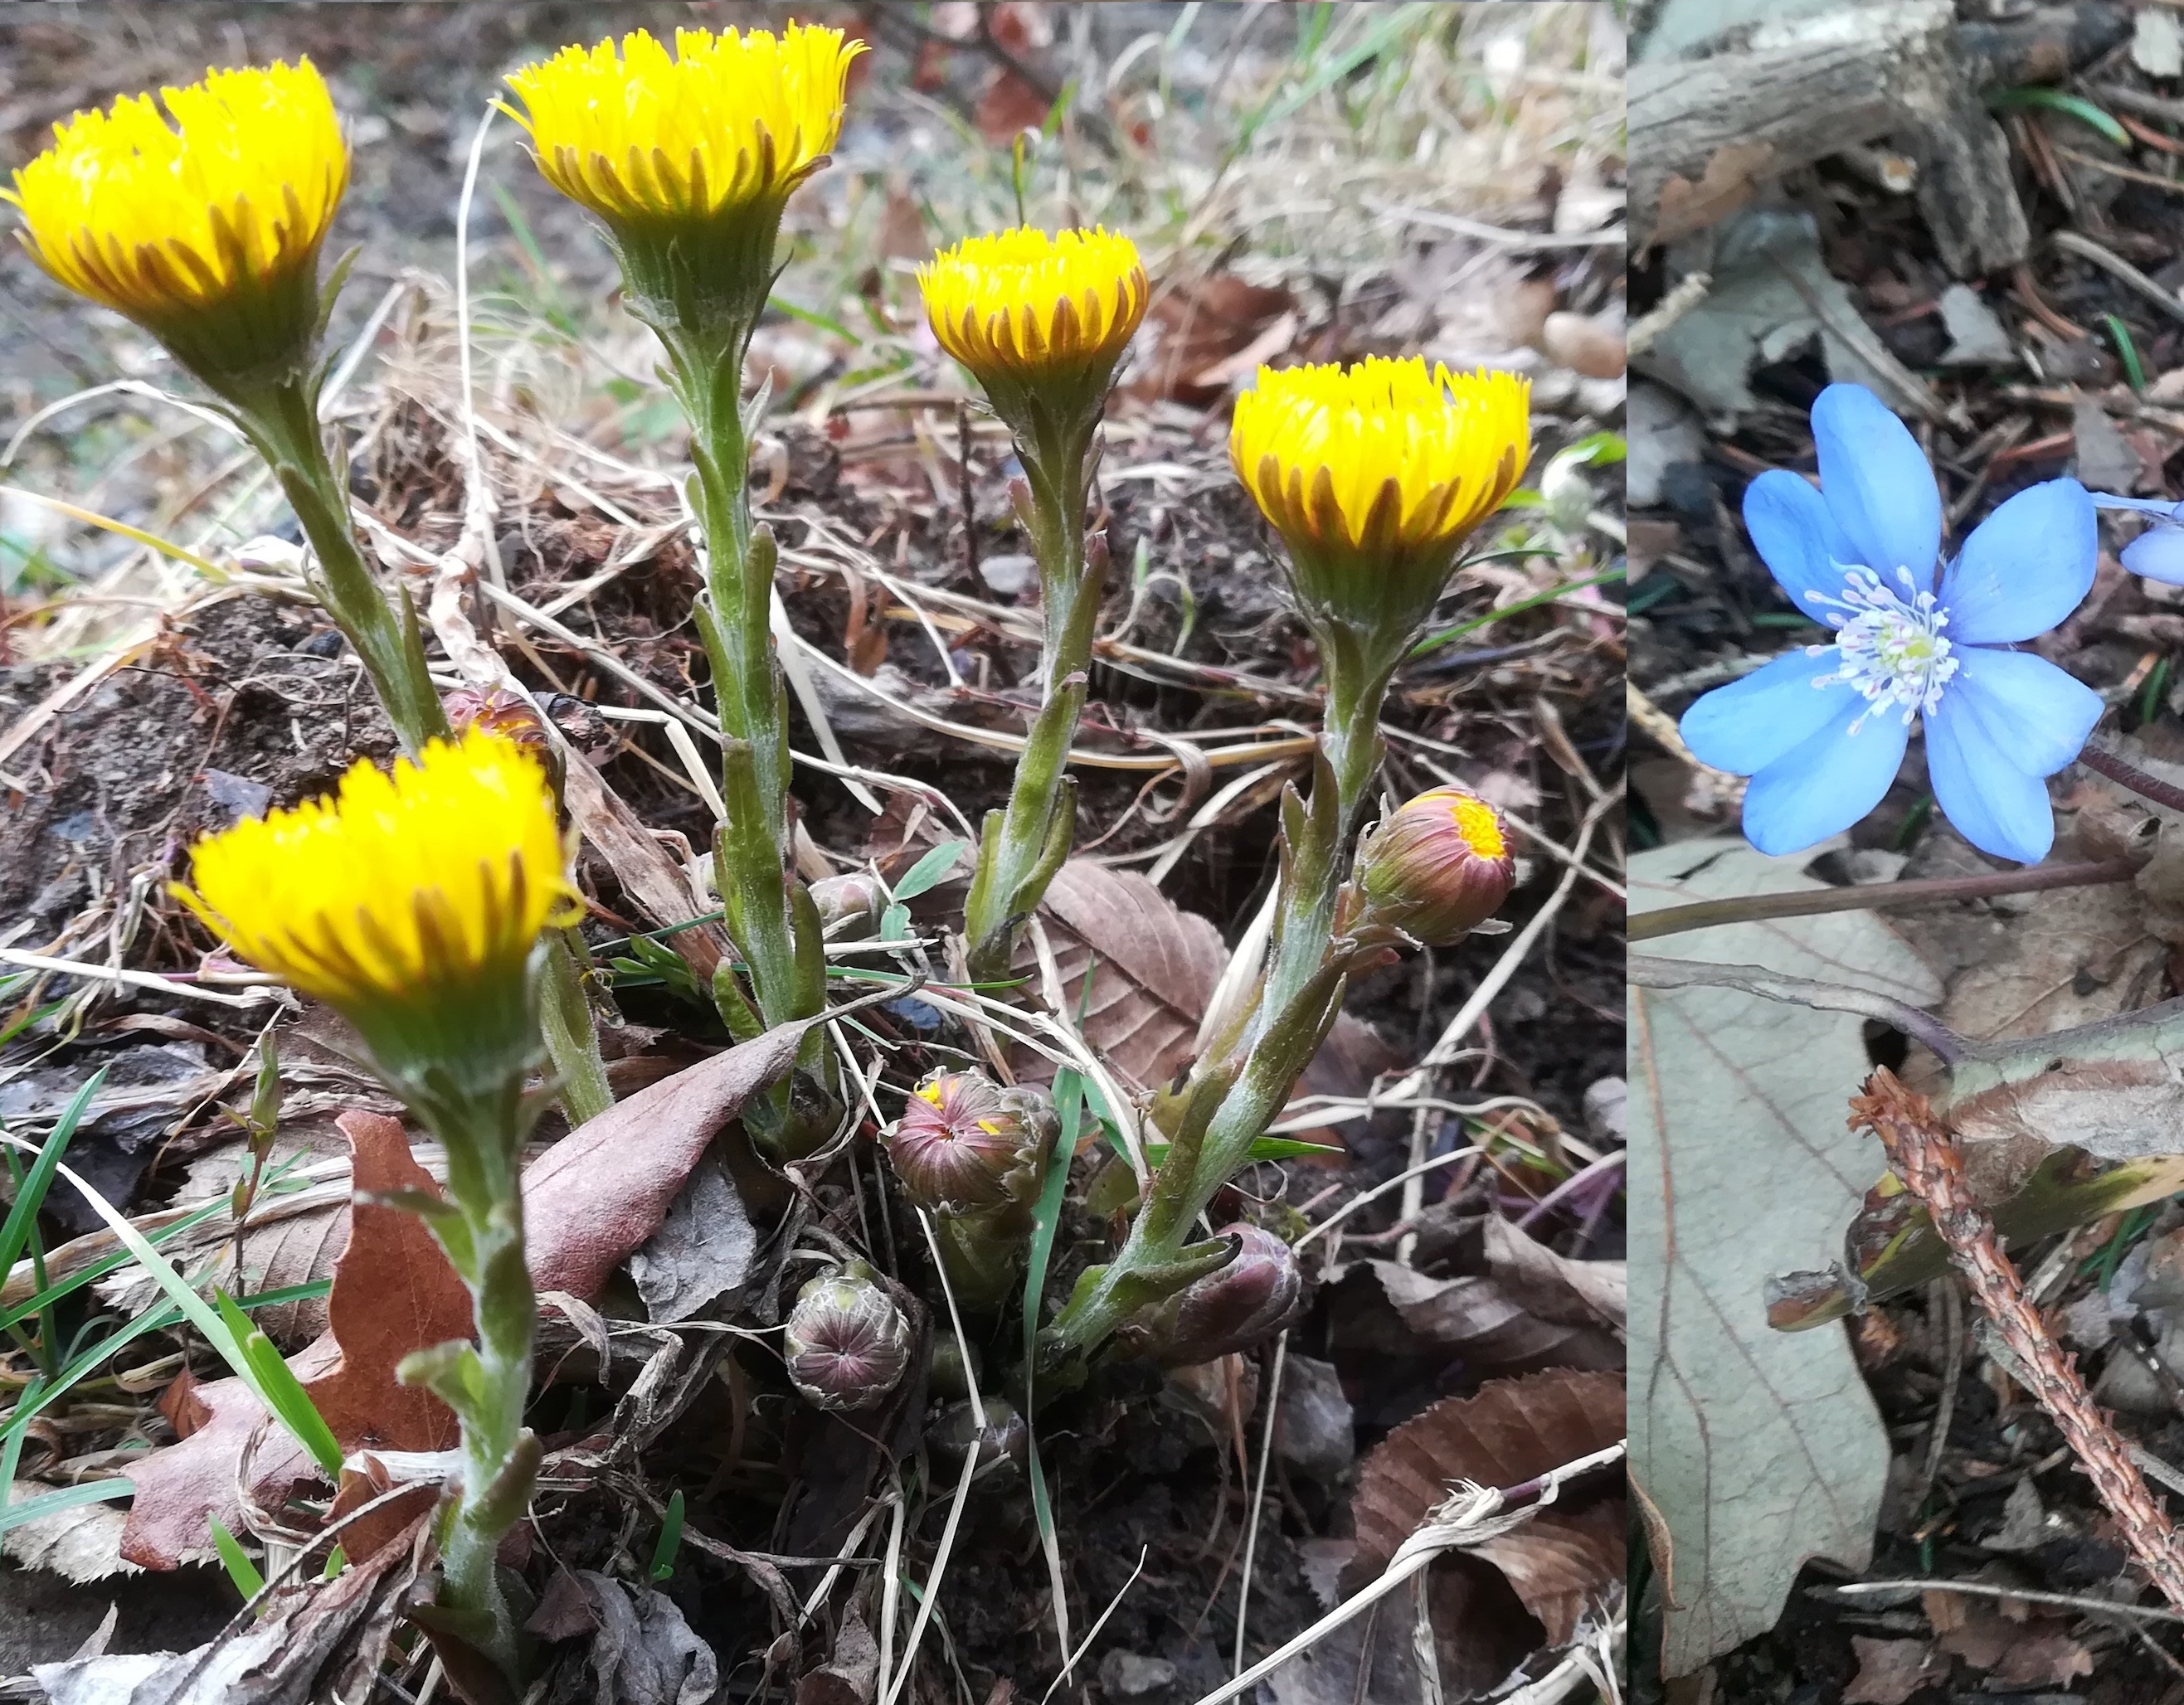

[1679,383,2100,865]
[2092,493,2184,583]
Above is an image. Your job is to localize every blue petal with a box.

[1811,383,1942,589]
[1742,469,1861,617]
[1944,648,2102,777]
[2123,524,2184,586]
[1924,677,2061,865]
[1680,648,1856,776]
[1739,700,1911,857]
[1938,478,2096,644]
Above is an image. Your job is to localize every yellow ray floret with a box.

[505,23,863,225]
[5,60,346,323]
[919,227,1148,383]
[1231,358,1530,560]
[178,731,578,1013]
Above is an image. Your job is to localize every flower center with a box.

[1803,566,1957,729]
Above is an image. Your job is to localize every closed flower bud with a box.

[885,1071,1051,1215]
[1131,1225,1304,1367]
[809,872,886,939]
[1355,786,1515,946]
[930,1397,1028,1478]
[444,687,548,750]
[783,1261,911,1412]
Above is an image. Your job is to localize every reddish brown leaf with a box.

[1127,274,1297,406]
[1349,1261,1624,1374]
[1009,861,1226,1091]
[1345,1370,1625,1644]
[523,1017,812,1302]
[122,1022,815,1569]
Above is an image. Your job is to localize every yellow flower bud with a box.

[1355,785,1517,946]
[5,61,347,396]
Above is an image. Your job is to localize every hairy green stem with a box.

[231,378,449,754]
[1041,619,1403,1368]
[233,380,610,1127]
[399,1079,537,1681]
[963,422,1104,984]
[654,318,832,1149]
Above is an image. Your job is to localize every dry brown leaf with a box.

[1933,1600,2093,1688]
[1128,274,1297,406]
[38,1508,430,1705]
[1844,1637,1944,1705]
[1009,860,1227,1091]
[121,1112,469,1570]
[1345,1369,1625,1644]
[1344,1261,1623,1374]
[3,1480,139,1582]
[1481,1217,1626,1331]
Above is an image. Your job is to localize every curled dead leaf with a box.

[1345,1368,1625,1645]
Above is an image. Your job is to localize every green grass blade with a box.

[209,1515,267,1600]
[0,1071,103,1287]
[0,1479,133,1540]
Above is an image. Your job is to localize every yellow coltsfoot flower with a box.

[5,60,347,397]
[1232,357,1530,639]
[918,227,1147,419]
[178,731,577,1098]
[506,23,862,328]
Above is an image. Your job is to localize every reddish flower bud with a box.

[885,1071,1050,1214]
[1131,1224,1304,1367]
[783,1261,912,1412]
[1354,785,1515,945]
[443,687,548,750]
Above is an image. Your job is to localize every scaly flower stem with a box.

[654,318,831,1146]
[1252,628,1393,1039]
[1042,943,1357,1367]
[234,380,610,1127]
[1042,624,1398,1368]
[230,378,449,754]
[964,420,1103,984]
[406,1082,539,1680]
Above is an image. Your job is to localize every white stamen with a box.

[1800,565,1957,733]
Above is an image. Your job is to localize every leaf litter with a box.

[0,4,1623,1700]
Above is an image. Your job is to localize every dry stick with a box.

[2081,740,2184,814]
[1848,1068,2184,1612]
[1629,858,2140,943]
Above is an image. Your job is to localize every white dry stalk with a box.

[880,1211,988,1705]
[451,100,504,588]
[1231,1329,1290,1677]
[1190,1441,1627,1705]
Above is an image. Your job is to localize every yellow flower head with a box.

[918,226,1147,399]
[5,61,346,381]
[505,23,863,228]
[178,731,577,1019]
[1232,357,1530,570]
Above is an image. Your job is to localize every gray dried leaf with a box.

[1632,837,1934,1673]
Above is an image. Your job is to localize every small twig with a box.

[2081,741,2184,814]
[1630,858,2142,942]
[1631,955,1967,1066]
[1820,1577,2184,1625]
[1849,1069,2184,1614]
